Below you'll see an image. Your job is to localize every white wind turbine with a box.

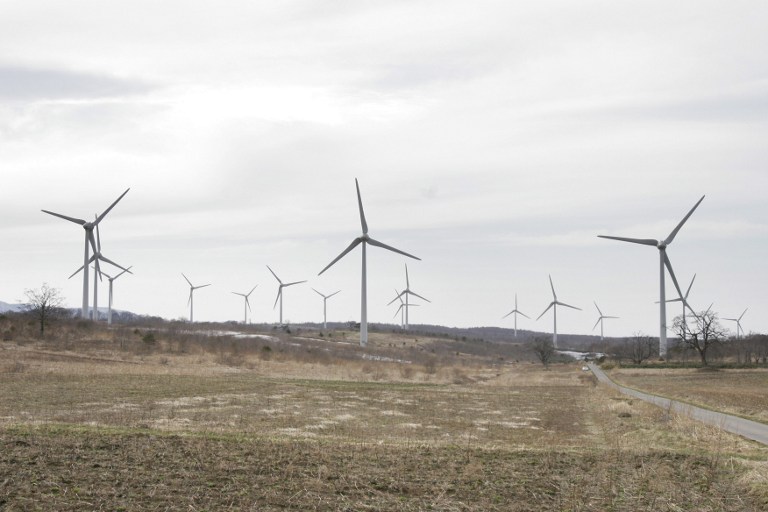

[660,273,696,325]
[391,288,419,328]
[502,293,529,338]
[100,266,133,325]
[267,265,306,326]
[232,286,257,324]
[68,219,131,320]
[592,302,618,341]
[42,188,130,318]
[536,275,581,349]
[598,196,704,358]
[312,288,341,329]
[724,308,748,339]
[387,263,429,329]
[319,178,420,347]
[182,273,211,323]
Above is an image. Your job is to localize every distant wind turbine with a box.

[232,286,257,324]
[319,178,420,347]
[598,195,704,358]
[724,308,748,339]
[387,264,429,329]
[502,293,529,338]
[592,302,618,341]
[659,273,696,325]
[312,288,341,329]
[182,273,211,323]
[100,266,133,325]
[42,188,130,318]
[267,265,306,326]
[536,275,581,349]
[391,288,419,328]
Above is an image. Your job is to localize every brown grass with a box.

[1,331,767,510]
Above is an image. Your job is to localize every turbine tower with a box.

[387,264,429,329]
[319,178,420,347]
[592,302,618,341]
[42,188,130,318]
[502,293,529,338]
[100,266,133,325]
[232,286,257,324]
[182,273,211,323]
[724,308,748,339]
[267,265,306,326]
[536,275,581,349]
[391,288,419,328]
[68,219,131,320]
[598,195,704,358]
[312,288,341,329]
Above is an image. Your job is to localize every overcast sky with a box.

[2,1,766,339]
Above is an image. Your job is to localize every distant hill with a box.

[0,301,26,313]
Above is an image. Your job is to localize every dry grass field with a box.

[1,325,767,511]
[606,367,768,424]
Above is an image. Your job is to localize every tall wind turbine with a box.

[232,286,257,324]
[536,275,581,349]
[391,289,419,328]
[502,293,529,338]
[598,195,704,358]
[592,302,618,341]
[100,266,133,325]
[68,219,131,320]
[267,265,306,326]
[312,288,341,329]
[182,273,211,323]
[319,178,420,347]
[724,308,748,339]
[42,188,130,318]
[388,263,429,329]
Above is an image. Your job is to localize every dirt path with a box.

[588,363,768,445]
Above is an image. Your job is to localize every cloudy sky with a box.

[2,1,766,339]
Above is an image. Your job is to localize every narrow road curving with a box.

[587,363,768,446]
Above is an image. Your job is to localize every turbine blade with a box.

[663,254,697,318]
[518,311,530,319]
[284,280,306,287]
[273,288,282,309]
[187,291,192,306]
[312,288,324,298]
[408,291,431,303]
[366,237,420,260]
[196,283,212,289]
[247,285,257,297]
[594,301,603,316]
[95,216,102,252]
[605,316,620,319]
[94,188,130,225]
[739,308,748,321]
[319,238,363,275]
[266,265,282,284]
[502,310,513,319]
[98,255,130,273]
[548,275,557,300]
[328,290,341,299]
[87,230,98,256]
[41,209,86,225]
[68,264,86,279]
[387,291,406,306]
[664,195,705,246]
[597,235,658,246]
[405,263,410,288]
[593,318,601,330]
[115,266,133,279]
[685,274,697,299]
[232,291,245,297]
[557,301,581,311]
[536,302,554,321]
[355,178,368,235]
[182,273,193,287]
[245,297,252,312]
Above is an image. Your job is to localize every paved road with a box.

[587,363,768,446]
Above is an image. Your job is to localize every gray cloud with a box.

[0,65,153,101]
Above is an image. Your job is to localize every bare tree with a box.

[24,283,66,337]
[671,309,728,366]
[625,331,656,364]
[530,336,555,367]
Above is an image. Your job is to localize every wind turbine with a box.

[724,308,748,339]
[68,218,131,320]
[267,265,306,326]
[536,275,581,349]
[182,273,211,323]
[387,263,430,329]
[598,195,704,358]
[42,188,130,318]
[592,302,618,341]
[232,286,257,324]
[100,266,133,325]
[391,288,419,328]
[659,273,696,325]
[319,178,420,347]
[312,288,341,329]
[502,293,529,338]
